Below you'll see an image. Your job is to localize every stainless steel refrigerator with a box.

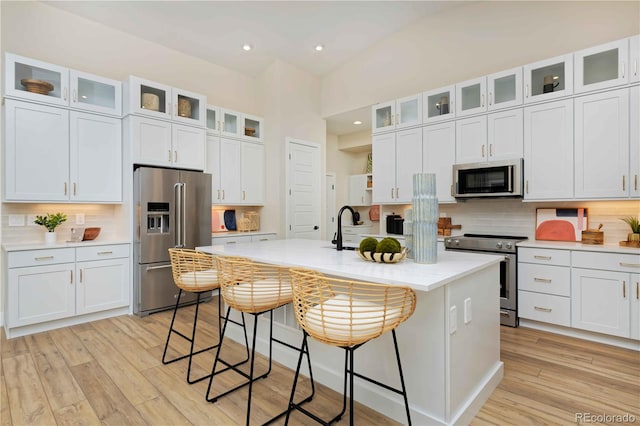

[133,166,212,316]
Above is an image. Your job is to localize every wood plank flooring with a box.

[2,299,638,425]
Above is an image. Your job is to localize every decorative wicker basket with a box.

[357,248,408,263]
[178,98,192,118]
[244,127,256,137]
[21,79,54,95]
[141,93,160,111]
[237,211,260,232]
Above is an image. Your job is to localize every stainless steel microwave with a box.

[452,159,523,198]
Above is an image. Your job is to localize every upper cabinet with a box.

[631,35,640,83]
[455,77,487,117]
[456,67,523,117]
[216,107,264,142]
[371,94,422,134]
[348,174,372,206]
[574,38,629,94]
[124,76,206,127]
[4,53,121,116]
[423,85,455,123]
[523,54,573,104]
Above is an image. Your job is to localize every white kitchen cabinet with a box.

[523,99,574,199]
[630,86,640,198]
[219,138,243,204]
[341,225,373,245]
[206,104,222,133]
[371,94,422,134]
[631,35,640,83]
[348,174,372,206]
[487,67,523,111]
[241,142,265,204]
[219,108,264,142]
[423,122,455,203]
[372,127,422,204]
[423,85,455,123]
[455,115,487,164]
[523,54,573,104]
[69,70,122,116]
[129,115,205,170]
[124,75,205,127]
[631,274,640,340]
[456,76,487,117]
[574,88,629,198]
[206,135,222,201]
[574,38,629,94]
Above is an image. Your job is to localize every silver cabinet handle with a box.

[489,92,493,105]
[636,281,639,300]
[64,182,67,196]
[391,188,394,199]
[534,278,552,283]
[70,270,73,284]
[80,269,83,283]
[242,190,246,200]
[97,251,113,255]
[35,256,54,261]
[222,190,225,200]
[174,151,178,163]
[525,84,529,98]
[534,255,552,260]
[489,144,493,157]
[73,89,77,103]
[63,87,68,101]
[620,262,640,268]
[168,150,172,162]
[217,189,221,200]
[621,62,625,79]
[481,94,485,107]
[623,175,626,191]
[534,306,552,313]
[482,144,485,158]
[623,281,626,298]
[73,182,77,196]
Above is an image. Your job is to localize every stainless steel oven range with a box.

[444,234,528,327]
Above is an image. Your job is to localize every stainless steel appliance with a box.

[444,234,528,327]
[453,158,523,198]
[134,166,212,316]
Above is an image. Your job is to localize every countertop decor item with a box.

[34,212,67,245]
[412,173,438,264]
[357,247,408,263]
[621,216,640,243]
[20,78,54,95]
[369,205,380,221]
[224,210,237,231]
[581,224,603,245]
[82,227,101,241]
[536,208,587,241]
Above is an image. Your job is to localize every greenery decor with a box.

[34,212,67,232]
[621,216,640,234]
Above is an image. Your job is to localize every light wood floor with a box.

[1,299,638,425]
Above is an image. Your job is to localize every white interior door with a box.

[325,173,336,240]
[287,139,321,239]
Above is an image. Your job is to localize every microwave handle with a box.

[508,165,513,193]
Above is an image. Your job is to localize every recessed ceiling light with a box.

[314,44,324,52]
[353,120,362,125]
[242,44,252,51]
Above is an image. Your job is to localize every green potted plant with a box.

[34,212,67,244]
[621,216,640,243]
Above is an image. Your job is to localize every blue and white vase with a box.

[412,173,438,264]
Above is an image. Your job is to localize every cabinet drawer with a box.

[518,263,571,296]
[518,290,570,327]
[518,247,570,266]
[251,233,276,242]
[572,251,640,273]
[8,248,75,268]
[212,235,252,245]
[76,244,129,262]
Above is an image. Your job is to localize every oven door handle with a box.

[507,165,513,193]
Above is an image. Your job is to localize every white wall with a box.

[321,1,640,117]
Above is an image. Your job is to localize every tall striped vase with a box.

[412,173,438,264]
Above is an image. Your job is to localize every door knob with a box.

[313,225,319,230]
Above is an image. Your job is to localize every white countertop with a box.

[2,239,131,252]
[211,231,276,238]
[197,239,502,293]
[517,240,640,255]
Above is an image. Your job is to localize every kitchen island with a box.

[197,239,503,425]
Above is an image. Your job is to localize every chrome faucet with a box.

[334,205,356,251]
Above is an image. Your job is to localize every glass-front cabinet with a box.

[171,88,205,127]
[219,108,263,142]
[371,94,421,133]
[523,54,573,103]
[423,85,455,123]
[456,77,487,117]
[70,70,121,116]
[488,67,523,111]
[220,108,242,139]
[206,105,221,133]
[243,113,263,142]
[5,53,69,107]
[574,38,629,93]
[631,35,640,83]
[372,100,396,133]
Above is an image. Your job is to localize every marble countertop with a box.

[517,240,640,255]
[2,239,131,252]
[197,239,502,293]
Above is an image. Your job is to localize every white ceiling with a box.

[46,1,463,134]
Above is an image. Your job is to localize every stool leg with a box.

[348,347,354,426]
[246,313,261,426]
[392,329,412,426]
[161,289,183,365]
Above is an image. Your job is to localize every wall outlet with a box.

[27,214,37,225]
[449,305,457,334]
[8,214,25,227]
[464,298,472,324]
[76,213,85,225]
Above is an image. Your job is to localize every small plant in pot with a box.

[621,216,640,242]
[34,212,67,244]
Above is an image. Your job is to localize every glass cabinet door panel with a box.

[423,86,455,123]
[5,53,69,107]
[494,75,515,103]
[531,63,565,96]
[488,67,522,111]
[371,101,395,133]
[575,38,629,93]
[78,78,114,109]
[140,84,168,114]
[524,54,573,103]
[172,89,205,127]
[222,110,240,137]
[206,106,219,132]
[396,94,422,129]
[243,115,262,141]
[583,49,619,85]
[71,70,121,116]
[456,77,486,117]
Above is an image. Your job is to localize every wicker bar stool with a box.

[162,248,249,384]
[206,256,315,426]
[285,268,416,426]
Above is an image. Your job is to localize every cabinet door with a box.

[487,108,523,161]
[69,112,122,202]
[4,52,69,107]
[241,142,265,204]
[523,99,574,199]
[76,258,129,315]
[372,133,397,203]
[172,124,205,170]
[571,268,630,338]
[574,88,629,198]
[219,138,242,203]
[631,35,640,83]
[242,113,263,142]
[69,70,122,116]
[631,273,640,340]
[395,127,422,203]
[371,100,395,133]
[456,77,487,117]
[630,86,640,198]
[524,54,573,103]
[206,135,222,202]
[348,174,370,206]
[126,75,171,120]
[423,122,456,203]
[8,263,75,327]
[131,115,172,167]
[423,85,455,123]
[574,38,629,93]
[396,94,422,130]
[220,108,243,139]
[172,87,206,127]
[4,99,70,201]
[456,115,487,164]
[488,67,523,111]
[206,105,221,133]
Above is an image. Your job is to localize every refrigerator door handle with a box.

[174,183,184,248]
[181,182,187,247]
